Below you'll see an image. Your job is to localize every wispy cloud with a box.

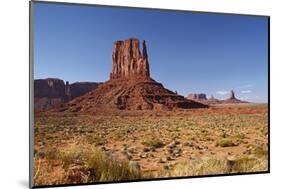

[239,96,250,101]
[216,91,228,95]
[241,90,252,94]
[239,84,253,89]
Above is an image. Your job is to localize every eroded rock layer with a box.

[110,38,150,80]
[34,78,101,111]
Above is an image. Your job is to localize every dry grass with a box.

[141,137,165,148]
[34,104,268,186]
[159,155,268,177]
[86,147,141,182]
[34,143,141,186]
[215,139,236,147]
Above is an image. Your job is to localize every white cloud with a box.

[216,91,228,95]
[241,90,252,94]
[239,96,250,100]
[239,84,253,89]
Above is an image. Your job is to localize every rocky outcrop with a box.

[34,97,66,112]
[34,78,66,98]
[206,95,222,104]
[229,90,235,100]
[185,90,248,105]
[186,93,207,101]
[65,81,71,101]
[223,90,247,104]
[34,78,68,111]
[70,82,101,99]
[54,38,208,113]
[34,78,101,111]
[55,79,207,112]
[110,38,150,80]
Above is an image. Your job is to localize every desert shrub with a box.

[159,156,268,177]
[142,138,165,148]
[232,157,268,173]
[45,149,60,160]
[111,127,132,140]
[253,146,268,157]
[85,148,141,182]
[159,158,229,177]
[234,133,245,140]
[215,139,236,147]
[34,144,142,186]
[260,127,268,136]
[58,144,87,170]
[33,157,67,186]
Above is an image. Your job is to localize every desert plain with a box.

[33,103,268,186]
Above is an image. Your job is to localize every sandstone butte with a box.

[186,90,247,105]
[34,78,101,111]
[54,38,208,113]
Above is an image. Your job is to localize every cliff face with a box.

[34,78,66,98]
[70,82,101,99]
[34,79,101,111]
[110,38,150,80]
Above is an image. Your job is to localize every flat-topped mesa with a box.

[110,38,150,80]
[187,93,207,101]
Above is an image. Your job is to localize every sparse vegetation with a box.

[253,146,268,157]
[34,143,141,186]
[159,155,268,177]
[142,137,165,148]
[215,139,236,147]
[86,149,141,182]
[34,104,268,186]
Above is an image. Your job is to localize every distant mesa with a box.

[35,78,66,99]
[69,82,101,99]
[34,78,101,111]
[186,90,248,105]
[54,38,208,113]
[186,93,207,101]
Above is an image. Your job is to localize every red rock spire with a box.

[110,38,150,80]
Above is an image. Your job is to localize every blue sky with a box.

[33,2,268,103]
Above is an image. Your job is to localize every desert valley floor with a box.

[33,103,268,186]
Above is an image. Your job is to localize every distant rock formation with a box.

[185,90,248,105]
[34,78,101,111]
[222,90,247,104]
[65,81,71,101]
[207,95,222,104]
[110,38,150,80]
[186,93,207,101]
[35,78,66,99]
[229,90,235,100]
[70,82,100,99]
[54,38,208,113]
[209,95,216,100]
